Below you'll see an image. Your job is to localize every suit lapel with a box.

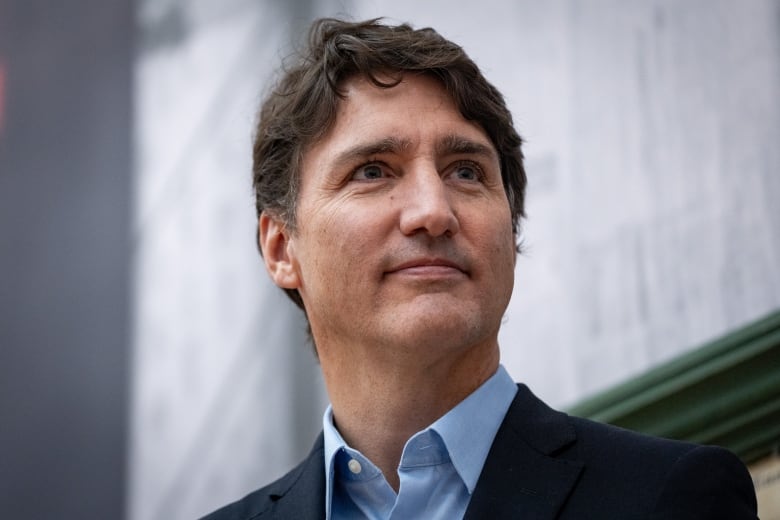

[464,385,583,520]
[266,434,326,519]
[270,386,583,519]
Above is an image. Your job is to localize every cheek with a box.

[476,203,513,247]
[481,211,517,279]
[305,212,374,287]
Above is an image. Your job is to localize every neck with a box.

[320,338,499,491]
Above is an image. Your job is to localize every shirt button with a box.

[348,459,362,474]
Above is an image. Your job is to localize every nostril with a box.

[398,199,459,237]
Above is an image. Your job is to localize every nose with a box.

[398,167,460,238]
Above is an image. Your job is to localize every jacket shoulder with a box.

[502,385,757,518]
[199,462,307,520]
[562,414,757,517]
[200,435,325,520]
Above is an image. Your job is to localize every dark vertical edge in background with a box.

[0,0,133,518]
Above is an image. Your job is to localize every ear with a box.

[258,212,301,289]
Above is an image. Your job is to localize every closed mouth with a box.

[386,257,467,275]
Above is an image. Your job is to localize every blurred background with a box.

[1,0,779,518]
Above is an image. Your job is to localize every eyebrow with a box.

[330,137,413,170]
[328,133,498,171]
[435,134,498,161]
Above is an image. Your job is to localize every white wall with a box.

[129,2,330,519]
[130,1,780,518]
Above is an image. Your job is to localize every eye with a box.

[351,163,386,181]
[449,161,482,182]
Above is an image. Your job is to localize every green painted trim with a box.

[567,310,780,463]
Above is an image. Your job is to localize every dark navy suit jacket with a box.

[202,384,757,519]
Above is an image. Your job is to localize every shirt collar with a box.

[428,364,517,493]
[322,364,517,512]
[322,405,347,519]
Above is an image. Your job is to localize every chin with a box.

[382,303,493,350]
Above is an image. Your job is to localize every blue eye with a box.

[353,163,384,180]
[452,162,480,181]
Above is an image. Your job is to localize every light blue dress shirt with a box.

[323,364,518,520]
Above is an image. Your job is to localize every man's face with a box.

[263,74,515,362]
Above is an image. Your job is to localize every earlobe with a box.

[258,213,301,289]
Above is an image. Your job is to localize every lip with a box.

[385,257,468,276]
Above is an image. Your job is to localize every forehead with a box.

[307,73,495,159]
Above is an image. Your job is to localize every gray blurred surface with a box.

[0,0,133,518]
[130,1,333,519]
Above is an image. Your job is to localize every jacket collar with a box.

[270,384,583,520]
[264,433,326,519]
[464,384,583,519]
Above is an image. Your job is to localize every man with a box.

[204,18,757,519]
